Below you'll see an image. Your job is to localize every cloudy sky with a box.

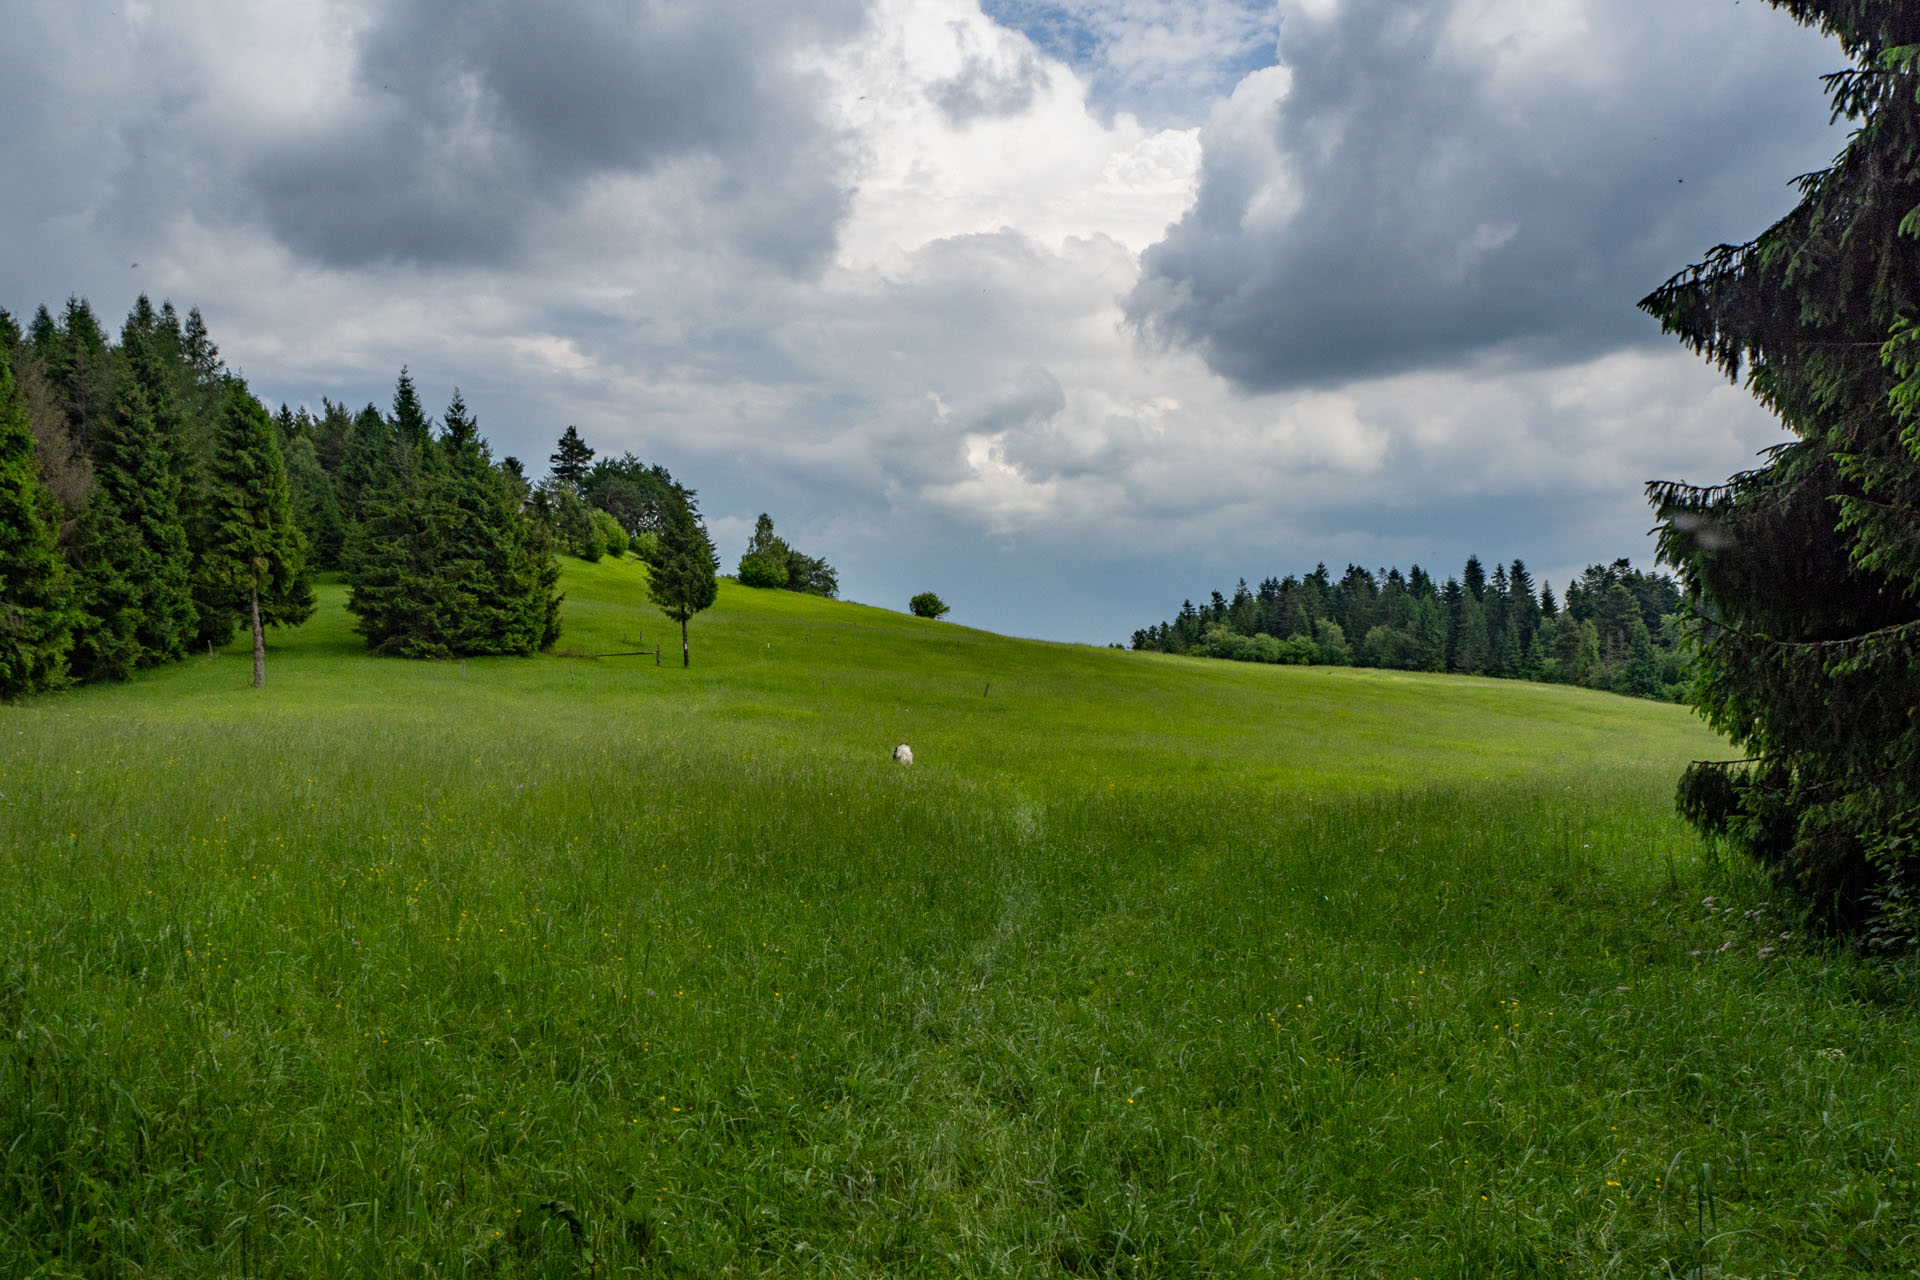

[2,0,1849,642]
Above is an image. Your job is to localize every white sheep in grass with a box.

[893,743,913,765]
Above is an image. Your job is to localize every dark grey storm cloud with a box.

[243,0,871,270]
[1125,0,1848,391]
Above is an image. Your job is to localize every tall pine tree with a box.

[346,374,442,656]
[336,403,394,529]
[89,370,196,665]
[428,390,559,656]
[1641,0,1920,934]
[550,425,594,488]
[204,380,312,687]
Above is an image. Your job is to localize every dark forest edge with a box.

[1,294,814,694]
[1132,556,1687,702]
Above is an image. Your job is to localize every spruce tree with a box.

[204,380,312,687]
[344,384,561,657]
[1485,563,1512,674]
[1504,560,1542,669]
[346,375,449,656]
[1640,3,1920,932]
[0,355,74,698]
[336,404,394,527]
[429,390,556,655]
[390,367,433,458]
[120,300,199,508]
[549,425,595,488]
[1412,595,1448,672]
[67,494,143,683]
[27,306,57,356]
[314,398,355,474]
[1453,595,1489,675]
[180,307,221,381]
[344,452,435,656]
[648,490,718,667]
[1440,576,1466,668]
[284,433,345,570]
[47,298,114,458]
[90,371,196,665]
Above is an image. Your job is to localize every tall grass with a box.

[1,560,1914,1276]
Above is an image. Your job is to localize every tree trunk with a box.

[681,616,690,667]
[250,584,265,689]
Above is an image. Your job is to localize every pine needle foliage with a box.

[425,390,558,657]
[0,354,73,698]
[94,363,197,665]
[344,383,561,658]
[204,380,313,687]
[1640,0,1920,937]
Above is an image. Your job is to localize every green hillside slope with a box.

[2,558,1914,1277]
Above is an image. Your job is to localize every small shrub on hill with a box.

[736,553,786,589]
[591,508,627,559]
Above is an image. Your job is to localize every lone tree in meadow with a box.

[205,379,312,688]
[0,353,74,699]
[648,490,717,667]
[909,591,949,620]
[1642,0,1920,938]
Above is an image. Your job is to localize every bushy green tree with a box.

[284,433,344,569]
[527,476,606,561]
[581,454,678,536]
[909,591,949,620]
[1313,618,1351,666]
[736,554,783,587]
[1362,623,1418,670]
[591,507,628,559]
[736,513,839,598]
[0,355,73,698]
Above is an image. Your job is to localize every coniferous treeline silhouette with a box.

[1132,556,1686,701]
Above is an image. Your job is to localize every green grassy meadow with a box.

[3,557,1917,1277]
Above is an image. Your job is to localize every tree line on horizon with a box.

[1131,555,1686,701]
